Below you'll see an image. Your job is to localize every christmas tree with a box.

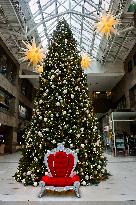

[14,19,108,186]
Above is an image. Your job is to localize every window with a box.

[0,89,13,110]
[19,103,32,120]
[133,53,136,66]
[20,79,32,100]
[92,91,111,100]
[128,60,133,73]
[19,104,27,119]
[116,96,126,110]
[0,54,7,75]
[0,46,17,84]
[130,85,136,108]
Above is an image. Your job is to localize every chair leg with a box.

[74,181,80,198]
[38,181,46,198]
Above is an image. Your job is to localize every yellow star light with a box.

[35,65,43,73]
[81,54,91,69]
[96,13,118,38]
[21,37,45,67]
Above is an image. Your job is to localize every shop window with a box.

[128,60,133,73]
[19,103,32,120]
[133,53,136,66]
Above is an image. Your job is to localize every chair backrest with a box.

[44,143,78,177]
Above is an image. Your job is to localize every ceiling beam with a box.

[80,1,85,51]
[26,10,97,36]
[55,0,59,22]
[37,0,50,45]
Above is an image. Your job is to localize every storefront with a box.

[102,111,136,156]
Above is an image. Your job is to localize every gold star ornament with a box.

[21,37,45,67]
[96,13,118,38]
[81,53,91,69]
[35,65,43,73]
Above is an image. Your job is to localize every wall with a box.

[86,61,124,74]
[0,37,35,153]
[114,121,130,133]
[112,44,136,110]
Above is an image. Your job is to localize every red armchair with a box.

[38,143,80,198]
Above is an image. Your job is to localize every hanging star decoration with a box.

[96,12,118,38]
[35,65,44,73]
[20,37,45,69]
[81,53,91,69]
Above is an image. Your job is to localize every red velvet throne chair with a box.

[38,143,80,198]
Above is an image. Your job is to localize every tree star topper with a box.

[21,37,45,67]
[96,13,118,38]
[81,53,91,69]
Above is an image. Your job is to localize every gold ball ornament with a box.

[20,37,45,66]
[81,54,91,69]
[95,13,118,38]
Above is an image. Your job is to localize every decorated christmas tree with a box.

[14,19,108,186]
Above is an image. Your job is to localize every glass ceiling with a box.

[28,0,111,59]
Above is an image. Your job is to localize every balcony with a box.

[0,89,15,116]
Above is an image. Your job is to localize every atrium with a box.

[0,0,136,204]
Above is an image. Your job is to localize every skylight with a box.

[29,0,111,58]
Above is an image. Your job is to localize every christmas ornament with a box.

[71,94,74,99]
[27,171,31,176]
[82,181,86,186]
[81,53,91,69]
[33,182,38,187]
[98,165,101,169]
[51,75,55,80]
[39,116,42,120]
[81,144,85,148]
[22,179,25,184]
[63,89,67,94]
[56,102,60,106]
[96,12,118,38]
[85,175,89,180]
[21,37,45,67]
[39,100,43,104]
[35,65,43,73]
[38,131,42,137]
[44,118,47,122]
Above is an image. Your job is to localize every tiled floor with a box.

[0,152,136,201]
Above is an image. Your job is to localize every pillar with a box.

[4,127,17,153]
